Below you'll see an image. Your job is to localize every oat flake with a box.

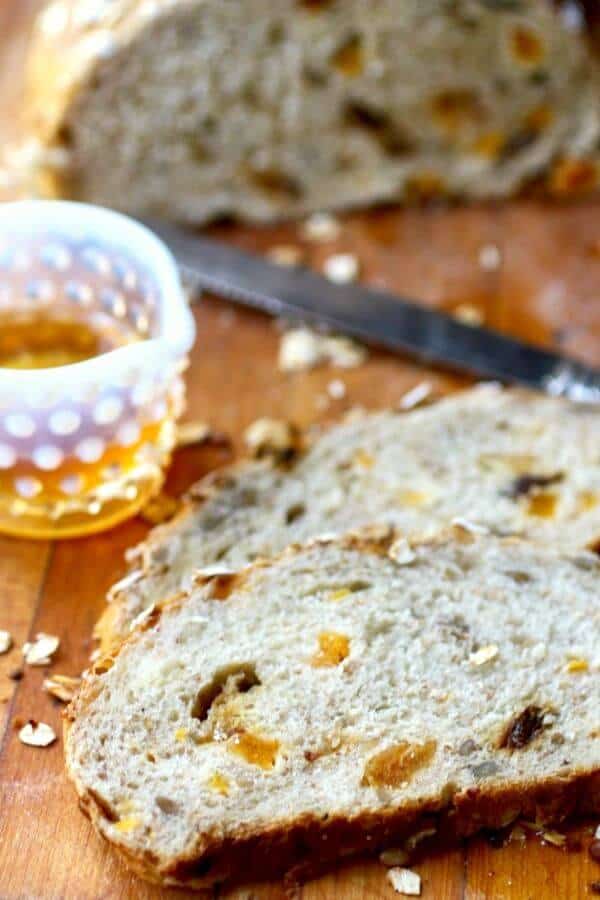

[19,721,57,747]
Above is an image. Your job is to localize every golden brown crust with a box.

[68,754,600,890]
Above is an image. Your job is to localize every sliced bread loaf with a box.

[100,386,600,649]
[66,530,600,889]
[24,0,600,221]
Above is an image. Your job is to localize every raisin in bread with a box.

[65,530,600,890]
[99,386,600,649]
[23,0,600,222]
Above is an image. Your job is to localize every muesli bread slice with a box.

[66,529,600,890]
[99,386,600,649]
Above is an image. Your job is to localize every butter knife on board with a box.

[143,219,600,403]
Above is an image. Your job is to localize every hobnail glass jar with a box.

[0,201,195,539]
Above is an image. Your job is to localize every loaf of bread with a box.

[24,0,600,222]
[66,529,600,889]
[98,386,600,650]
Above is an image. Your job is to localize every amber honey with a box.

[0,313,137,369]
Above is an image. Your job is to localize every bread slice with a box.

[24,0,600,221]
[100,386,600,649]
[65,529,600,889]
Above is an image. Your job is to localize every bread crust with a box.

[66,528,600,890]
[67,708,600,892]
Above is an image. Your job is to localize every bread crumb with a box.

[323,253,360,284]
[244,418,299,460]
[19,721,57,747]
[279,328,367,373]
[176,421,212,448]
[23,633,59,666]
[379,848,408,867]
[301,212,340,242]
[43,673,81,703]
[279,328,323,372]
[453,304,484,327]
[387,867,421,896]
[469,644,499,666]
[399,382,432,410]
[267,245,304,267]
[323,335,367,368]
[0,630,12,655]
[478,244,502,271]
[327,379,346,399]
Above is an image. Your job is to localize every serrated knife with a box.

[143,219,600,402]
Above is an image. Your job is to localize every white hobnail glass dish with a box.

[0,200,196,538]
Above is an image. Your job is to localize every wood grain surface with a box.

[0,4,599,898]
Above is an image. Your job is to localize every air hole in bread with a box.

[343,101,414,156]
[56,123,74,150]
[267,22,285,44]
[88,787,118,822]
[246,167,303,199]
[212,545,230,562]
[430,89,483,131]
[497,128,538,163]
[156,796,180,815]
[504,570,533,584]
[504,472,564,499]
[302,64,329,87]
[188,140,212,164]
[191,663,261,722]
[285,503,306,524]
[299,0,335,9]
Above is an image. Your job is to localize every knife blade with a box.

[143,219,600,402]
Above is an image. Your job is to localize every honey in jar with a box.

[0,202,195,539]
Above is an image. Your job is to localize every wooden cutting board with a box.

[0,3,599,897]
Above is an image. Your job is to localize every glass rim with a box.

[0,200,195,387]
